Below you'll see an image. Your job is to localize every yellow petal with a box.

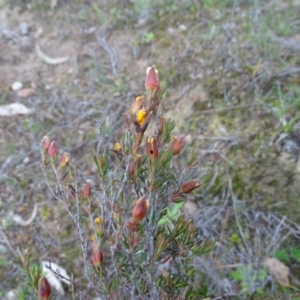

[136,109,147,125]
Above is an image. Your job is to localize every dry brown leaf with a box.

[17,88,35,98]
[263,257,290,286]
[0,103,31,116]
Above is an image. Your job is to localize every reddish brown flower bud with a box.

[181,180,200,194]
[170,136,184,155]
[92,248,103,267]
[82,183,91,199]
[146,137,159,159]
[47,141,58,158]
[59,152,70,168]
[37,276,51,300]
[145,66,159,92]
[128,155,142,176]
[41,136,51,151]
[132,195,148,222]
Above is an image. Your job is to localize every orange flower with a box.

[170,136,184,155]
[132,195,148,222]
[37,276,51,300]
[145,66,160,92]
[181,180,200,194]
[146,137,159,159]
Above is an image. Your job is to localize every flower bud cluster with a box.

[112,66,201,226]
[39,66,203,298]
[129,66,162,152]
[41,136,70,170]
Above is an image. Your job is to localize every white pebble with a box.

[179,24,187,31]
[23,157,30,164]
[11,82,23,91]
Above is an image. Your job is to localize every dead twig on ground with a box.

[96,34,118,77]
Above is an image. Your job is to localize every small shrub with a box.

[20,66,211,299]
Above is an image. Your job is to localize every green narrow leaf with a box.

[274,249,289,263]
[93,155,100,172]
[152,233,168,262]
[291,247,300,262]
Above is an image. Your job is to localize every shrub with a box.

[20,66,211,299]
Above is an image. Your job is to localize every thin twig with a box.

[96,34,118,77]
[0,227,18,257]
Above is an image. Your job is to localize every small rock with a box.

[3,290,17,300]
[0,103,31,116]
[23,156,30,164]
[179,24,187,31]
[17,88,35,98]
[11,82,23,91]
[19,22,29,35]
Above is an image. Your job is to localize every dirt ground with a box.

[1,0,300,299]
